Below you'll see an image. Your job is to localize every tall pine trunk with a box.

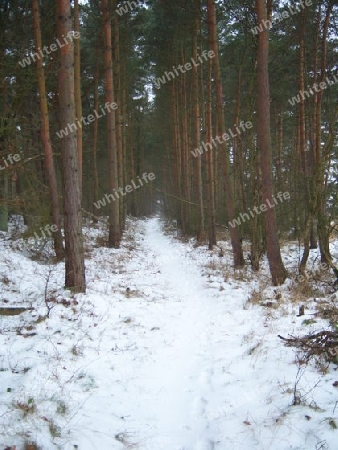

[192,3,205,242]
[102,0,120,247]
[113,0,125,232]
[206,60,216,249]
[180,62,190,234]
[0,20,8,231]
[206,0,244,266]
[92,38,100,220]
[315,1,334,266]
[56,0,85,292]
[299,6,310,274]
[32,0,64,259]
[74,0,82,194]
[256,0,287,285]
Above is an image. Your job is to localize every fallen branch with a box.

[278,330,338,362]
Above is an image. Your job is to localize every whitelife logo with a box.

[154,50,215,90]
[94,172,155,209]
[288,75,338,106]
[24,223,59,251]
[250,0,312,35]
[0,153,22,170]
[228,192,290,229]
[56,102,118,139]
[18,32,80,68]
[191,121,253,158]
[116,0,142,16]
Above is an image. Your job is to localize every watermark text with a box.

[94,172,155,209]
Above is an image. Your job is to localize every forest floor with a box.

[0,216,338,450]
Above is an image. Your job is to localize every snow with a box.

[0,216,337,449]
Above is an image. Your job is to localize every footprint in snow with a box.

[192,396,208,415]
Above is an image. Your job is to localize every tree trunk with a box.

[170,81,181,224]
[206,0,244,266]
[206,59,216,249]
[298,5,311,272]
[0,172,8,232]
[179,47,191,235]
[102,0,120,247]
[74,0,82,194]
[92,38,100,221]
[56,0,85,292]
[33,0,64,259]
[121,21,128,220]
[308,5,322,250]
[113,0,125,232]
[192,3,205,243]
[0,35,8,232]
[256,0,287,285]
[315,1,333,265]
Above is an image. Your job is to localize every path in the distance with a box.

[124,217,251,450]
[141,218,216,449]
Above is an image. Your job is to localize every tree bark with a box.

[56,0,85,292]
[206,0,244,266]
[102,0,121,247]
[74,0,82,194]
[315,1,334,265]
[192,3,205,243]
[0,30,8,232]
[179,46,191,235]
[206,59,216,249]
[113,0,125,232]
[299,5,310,273]
[33,0,64,259]
[92,37,100,221]
[256,0,287,285]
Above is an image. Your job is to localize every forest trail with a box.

[115,217,261,450]
[135,217,219,449]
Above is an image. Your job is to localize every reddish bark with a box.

[32,0,63,259]
[256,0,287,285]
[56,0,86,292]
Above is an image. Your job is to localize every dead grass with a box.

[315,298,338,329]
[115,252,132,265]
[288,277,323,302]
[14,399,36,417]
[287,265,338,308]
[232,267,252,282]
[204,259,222,273]
[248,289,262,306]
[95,235,108,247]
[48,420,61,438]
[24,443,38,450]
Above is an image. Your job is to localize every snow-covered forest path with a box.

[126,217,227,450]
[136,219,215,446]
[79,217,269,450]
[101,216,267,450]
[1,217,337,450]
[134,216,285,450]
